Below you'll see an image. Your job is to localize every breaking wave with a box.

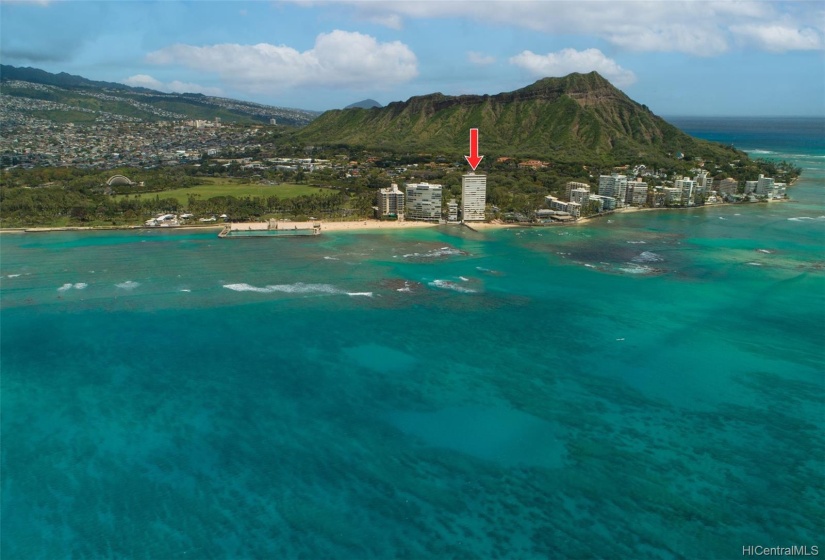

[58,282,87,292]
[788,216,825,222]
[115,281,140,290]
[428,279,477,293]
[402,247,466,259]
[224,282,372,298]
[618,264,656,275]
[632,251,664,263]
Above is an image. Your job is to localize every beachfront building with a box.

[628,181,649,206]
[694,172,714,194]
[599,174,628,207]
[565,181,590,201]
[461,173,487,221]
[377,183,405,218]
[570,187,590,205]
[664,187,683,205]
[675,177,697,205]
[756,174,775,196]
[544,195,581,218]
[447,199,459,222]
[589,194,616,211]
[744,180,758,194]
[405,182,443,221]
[716,177,739,195]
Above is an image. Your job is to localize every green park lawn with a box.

[115,180,330,206]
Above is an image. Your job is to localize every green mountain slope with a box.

[298,72,742,163]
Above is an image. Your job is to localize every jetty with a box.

[219,220,321,238]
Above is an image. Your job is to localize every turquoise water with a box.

[2,135,824,558]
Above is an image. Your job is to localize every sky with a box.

[1,0,824,116]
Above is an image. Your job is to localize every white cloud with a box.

[309,1,823,56]
[730,23,823,52]
[1,0,54,5]
[468,51,496,66]
[123,74,164,89]
[166,80,223,96]
[123,74,223,96]
[146,30,418,93]
[509,48,637,87]
[365,13,403,30]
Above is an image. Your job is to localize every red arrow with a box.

[464,128,483,171]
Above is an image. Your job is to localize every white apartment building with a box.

[405,182,443,221]
[756,174,775,196]
[694,172,714,194]
[717,177,739,195]
[544,195,581,217]
[674,177,697,205]
[628,181,649,206]
[570,187,590,205]
[588,194,616,211]
[461,173,487,222]
[447,199,459,222]
[565,181,590,201]
[599,174,628,207]
[664,187,683,205]
[377,183,405,217]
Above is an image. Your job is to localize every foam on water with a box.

[7,274,21,278]
[631,251,664,263]
[73,283,87,290]
[115,280,140,290]
[618,263,655,274]
[788,216,825,222]
[224,282,342,295]
[428,279,477,293]
[57,283,72,292]
[402,247,466,259]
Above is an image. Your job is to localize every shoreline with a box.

[0,199,794,235]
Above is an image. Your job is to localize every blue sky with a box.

[2,0,823,116]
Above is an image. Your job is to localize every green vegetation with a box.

[0,167,350,227]
[114,180,327,206]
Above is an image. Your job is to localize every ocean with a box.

[2,119,823,559]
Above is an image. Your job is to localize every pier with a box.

[219,220,321,238]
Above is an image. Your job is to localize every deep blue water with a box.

[1,119,823,559]
[668,116,825,157]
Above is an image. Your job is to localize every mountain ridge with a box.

[298,72,743,163]
[0,64,320,126]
